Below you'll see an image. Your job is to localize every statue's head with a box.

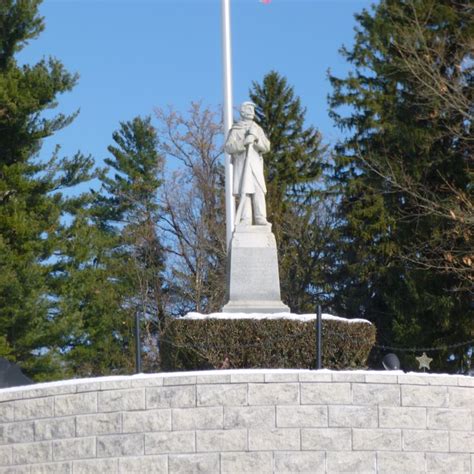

[240,101,256,121]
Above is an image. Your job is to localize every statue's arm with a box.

[224,129,246,154]
[254,126,270,154]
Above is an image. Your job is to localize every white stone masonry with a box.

[0,369,472,473]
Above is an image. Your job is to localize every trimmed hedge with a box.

[161,317,376,371]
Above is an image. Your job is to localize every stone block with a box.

[163,375,197,386]
[399,373,458,386]
[221,452,272,473]
[427,408,472,430]
[0,421,34,444]
[364,373,399,384]
[96,434,144,457]
[402,429,449,452]
[0,467,29,474]
[0,387,23,403]
[12,441,52,465]
[277,405,327,428]
[422,375,460,386]
[332,372,365,382]
[397,374,428,385]
[0,404,14,423]
[172,407,222,430]
[379,406,426,429]
[100,380,131,390]
[52,437,95,461]
[23,385,76,399]
[352,429,401,451]
[168,454,219,474]
[0,392,19,403]
[352,383,400,406]
[458,376,474,387]
[301,428,351,451]
[426,453,471,473]
[118,455,167,473]
[76,412,122,437]
[54,393,97,416]
[248,428,300,451]
[300,383,351,405]
[34,417,75,441]
[196,429,247,452]
[230,372,264,383]
[0,446,11,466]
[329,405,378,428]
[145,431,195,455]
[129,377,163,389]
[123,410,171,433]
[450,431,474,453]
[14,398,54,421]
[224,406,275,429]
[377,452,426,473]
[196,384,246,407]
[98,389,145,412]
[30,462,72,473]
[326,451,375,473]
[298,372,332,383]
[72,458,118,474]
[146,386,195,409]
[76,382,102,393]
[448,387,474,408]
[402,385,448,407]
[264,372,299,383]
[196,373,231,384]
[248,383,299,405]
[274,451,325,473]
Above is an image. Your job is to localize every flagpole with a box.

[221,0,235,251]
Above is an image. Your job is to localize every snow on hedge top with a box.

[181,312,372,325]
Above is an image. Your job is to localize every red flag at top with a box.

[260,0,271,4]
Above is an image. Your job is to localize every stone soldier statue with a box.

[224,101,270,226]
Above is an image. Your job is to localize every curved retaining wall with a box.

[0,369,472,473]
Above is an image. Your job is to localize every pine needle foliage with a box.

[328,0,473,371]
[0,0,97,380]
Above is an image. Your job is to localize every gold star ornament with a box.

[416,352,433,371]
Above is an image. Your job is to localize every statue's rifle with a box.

[234,142,251,226]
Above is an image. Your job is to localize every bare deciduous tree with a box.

[156,103,227,314]
[390,1,473,145]
[359,151,472,292]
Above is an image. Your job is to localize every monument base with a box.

[223,223,290,313]
[222,300,290,313]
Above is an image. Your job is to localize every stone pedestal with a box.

[223,224,289,313]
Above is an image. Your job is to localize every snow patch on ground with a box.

[181,312,372,324]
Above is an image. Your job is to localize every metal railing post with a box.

[316,305,322,369]
[135,312,142,374]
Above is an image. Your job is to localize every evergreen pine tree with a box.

[57,117,165,376]
[96,116,166,371]
[249,71,329,312]
[0,0,96,380]
[54,213,136,377]
[328,0,472,371]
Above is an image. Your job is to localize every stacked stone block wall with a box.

[0,370,472,473]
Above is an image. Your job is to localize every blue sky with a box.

[19,0,374,172]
